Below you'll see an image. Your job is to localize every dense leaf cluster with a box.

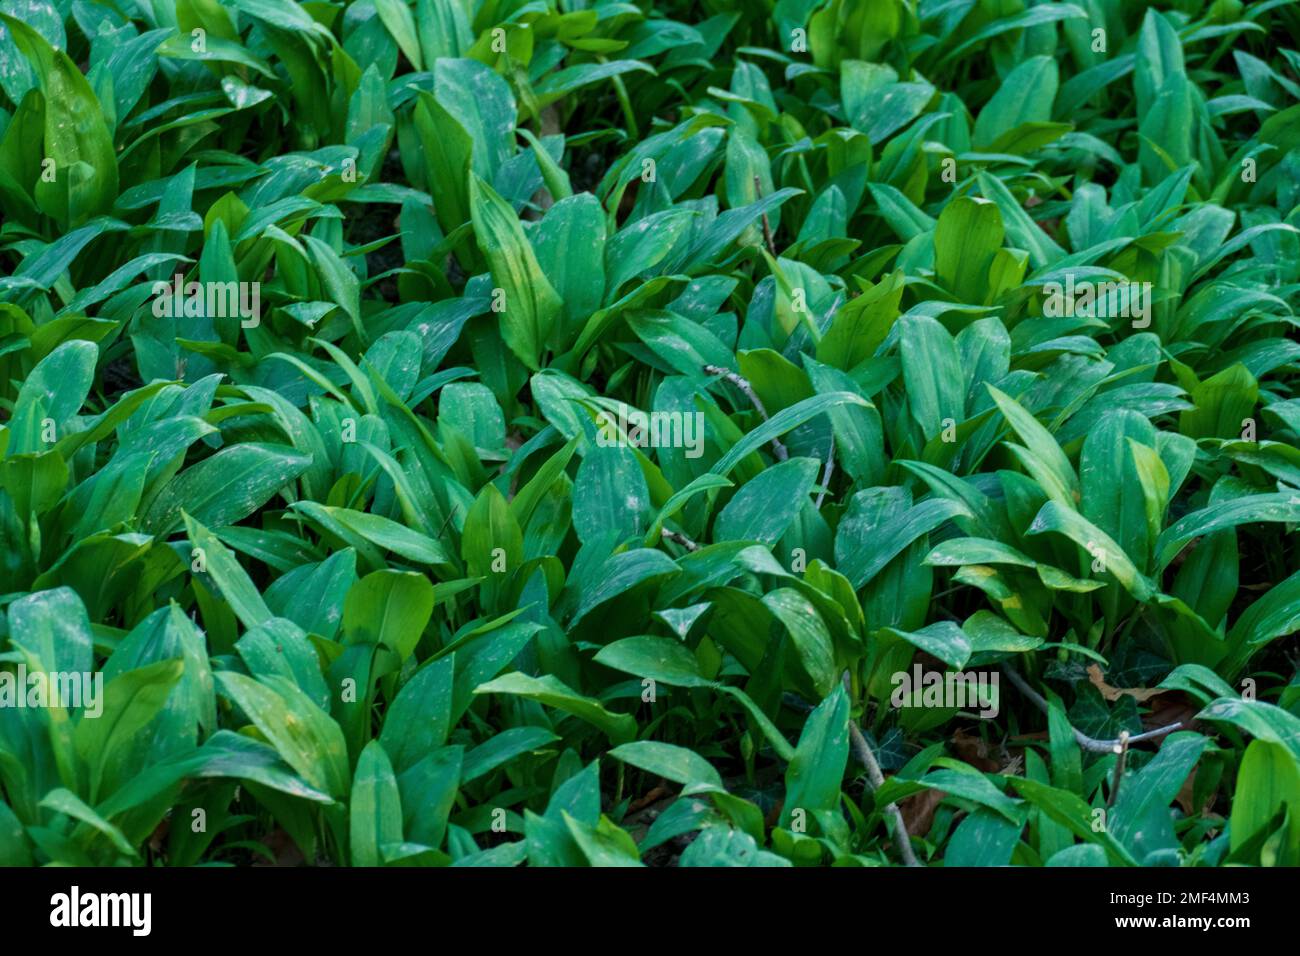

[0,0,1298,867]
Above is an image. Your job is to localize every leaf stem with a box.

[602,57,638,142]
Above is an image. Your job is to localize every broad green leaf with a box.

[474,673,637,745]
[469,174,562,370]
[350,740,404,867]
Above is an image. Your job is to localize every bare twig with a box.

[1001,666,1186,754]
[702,364,789,461]
[786,685,919,866]
[814,435,835,510]
[703,364,772,417]
[661,528,701,552]
[1106,730,1131,809]
[848,722,922,867]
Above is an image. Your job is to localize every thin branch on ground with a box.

[787,685,920,866]
[661,528,701,552]
[1106,730,1131,809]
[847,722,922,867]
[1001,666,1186,754]
[702,364,789,461]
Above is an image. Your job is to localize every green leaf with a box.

[1110,731,1208,860]
[714,457,819,546]
[342,570,436,663]
[1027,501,1156,601]
[836,488,971,591]
[5,340,97,456]
[899,312,966,440]
[144,444,311,535]
[1156,493,1300,572]
[184,513,273,630]
[533,193,606,341]
[987,385,1079,509]
[918,767,1022,823]
[474,673,637,745]
[1010,778,1137,865]
[1229,740,1300,863]
[469,174,562,370]
[463,727,559,783]
[39,788,136,858]
[711,391,870,477]
[609,741,723,790]
[379,657,455,773]
[373,0,423,70]
[594,636,712,688]
[933,197,1005,304]
[216,672,350,799]
[879,622,972,670]
[1197,698,1300,763]
[763,588,838,697]
[0,14,118,225]
[781,686,849,826]
[350,740,404,867]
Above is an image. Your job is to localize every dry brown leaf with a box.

[1175,766,1199,816]
[951,728,1000,772]
[900,788,946,837]
[628,784,672,814]
[254,829,306,867]
[1143,694,1200,735]
[147,817,170,856]
[1173,764,1220,819]
[1087,663,1168,703]
[997,753,1025,777]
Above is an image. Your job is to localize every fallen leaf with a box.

[628,784,673,813]
[1087,664,1168,703]
[951,727,1000,772]
[1143,694,1200,736]
[900,788,946,837]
